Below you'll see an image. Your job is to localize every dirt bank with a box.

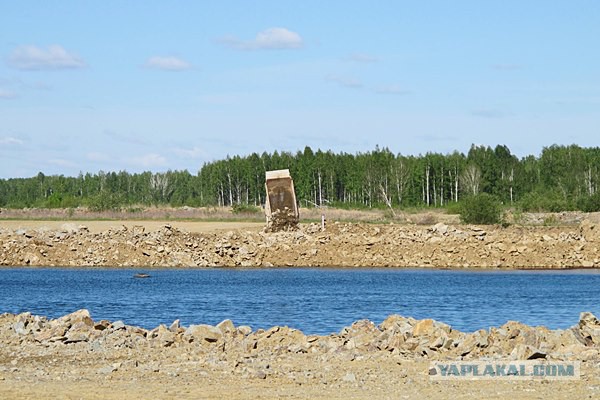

[1,219,600,268]
[1,310,600,399]
[0,220,264,234]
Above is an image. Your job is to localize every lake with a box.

[1,267,599,335]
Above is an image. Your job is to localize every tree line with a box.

[2,144,600,212]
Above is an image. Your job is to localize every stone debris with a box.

[1,219,600,268]
[2,309,599,365]
[265,207,299,232]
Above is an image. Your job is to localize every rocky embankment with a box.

[1,220,600,268]
[2,310,600,380]
[3,311,600,399]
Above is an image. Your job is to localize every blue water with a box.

[1,268,599,335]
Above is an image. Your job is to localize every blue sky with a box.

[1,1,599,178]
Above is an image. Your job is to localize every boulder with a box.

[577,312,600,345]
[432,223,449,235]
[217,319,236,335]
[580,220,597,242]
[184,324,223,343]
[54,309,94,330]
[412,319,434,337]
[65,329,93,344]
[150,324,176,347]
[509,344,546,360]
[111,321,126,330]
[12,321,28,336]
[34,324,67,342]
[379,315,415,335]
[168,319,180,333]
[382,333,406,352]
[454,335,477,357]
[237,325,252,336]
[472,329,489,348]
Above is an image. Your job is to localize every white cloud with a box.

[8,45,86,70]
[373,85,410,95]
[325,74,363,89]
[145,56,191,71]
[345,53,378,63]
[0,89,17,99]
[130,153,168,168]
[219,27,304,50]
[0,136,24,146]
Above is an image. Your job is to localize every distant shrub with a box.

[518,190,574,212]
[444,201,462,215]
[87,192,123,212]
[459,193,502,225]
[44,194,79,209]
[45,193,63,208]
[231,203,261,215]
[577,192,600,212]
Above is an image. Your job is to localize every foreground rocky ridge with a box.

[3,310,600,399]
[4,309,600,363]
[1,220,600,268]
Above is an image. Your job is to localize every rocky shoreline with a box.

[2,310,600,399]
[1,220,599,268]
[5,309,600,363]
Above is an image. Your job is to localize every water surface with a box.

[1,268,598,335]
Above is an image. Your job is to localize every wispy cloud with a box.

[8,45,86,70]
[325,74,363,89]
[219,27,304,50]
[144,56,191,71]
[130,153,168,168]
[171,146,207,159]
[471,109,509,119]
[0,88,17,99]
[0,136,24,146]
[373,85,410,95]
[345,52,378,63]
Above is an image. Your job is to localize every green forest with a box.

[2,144,600,213]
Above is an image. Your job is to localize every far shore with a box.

[1,214,600,269]
[0,219,264,234]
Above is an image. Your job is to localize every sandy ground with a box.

[0,220,264,234]
[0,359,597,399]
